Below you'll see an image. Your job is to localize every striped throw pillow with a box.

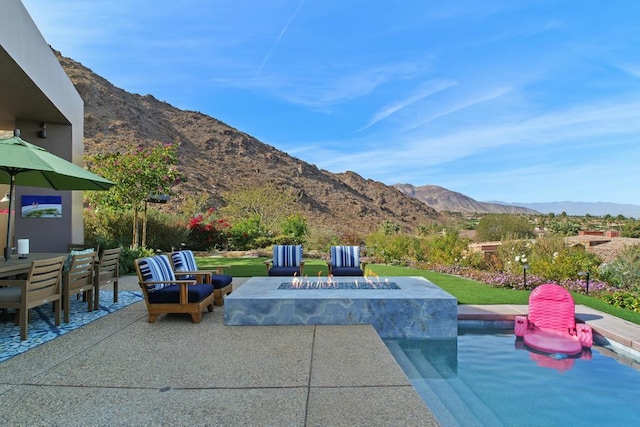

[272,245,302,267]
[138,255,176,292]
[171,250,198,279]
[331,246,360,268]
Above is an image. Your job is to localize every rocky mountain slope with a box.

[394,184,538,214]
[56,52,440,237]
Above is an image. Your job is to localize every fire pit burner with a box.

[278,281,400,290]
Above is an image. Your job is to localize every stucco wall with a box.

[0,0,85,253]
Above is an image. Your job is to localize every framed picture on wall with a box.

[21,195,62,218]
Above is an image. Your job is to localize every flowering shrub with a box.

[228,215,271,250]
[599,245,640,291]
[186,208,230,251]
[599,291,640,312]
[425,262,635,311]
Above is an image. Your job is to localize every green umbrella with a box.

[0,131,115,261]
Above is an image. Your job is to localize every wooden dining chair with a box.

[0,256,65,340]
[94,247,121,309]
[62,250,98,323]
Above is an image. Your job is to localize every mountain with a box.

[394,184,538,214]
[497,201,640,218]
[56,51,440,237]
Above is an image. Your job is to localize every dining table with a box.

[0,253,69,278]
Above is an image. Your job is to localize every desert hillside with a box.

[56,52,441,237]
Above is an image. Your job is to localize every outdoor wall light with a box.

[578,271,590,294]
[0,193,9,203]
[39,123,47,139]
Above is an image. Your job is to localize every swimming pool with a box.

[385,329,640,426]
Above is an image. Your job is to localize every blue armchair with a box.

[265,245,304,276]
[170,250,233,306]
[135,254,214,323]
[327,246,367,276]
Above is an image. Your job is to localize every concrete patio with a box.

[2,275,640,426]
[0,276,438,426]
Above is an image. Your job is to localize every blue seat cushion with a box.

[148,283,214,304]
[331,267,364,276]
[211,274,233,289]
[268,266,301,276]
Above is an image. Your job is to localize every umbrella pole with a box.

[4,175,15,261]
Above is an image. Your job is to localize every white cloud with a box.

[256,0,307,76]
[357,80,457,132]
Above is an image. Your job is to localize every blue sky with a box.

[22,0,640,204]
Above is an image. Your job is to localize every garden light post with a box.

[523,264,530,288]
[578,271,590,295]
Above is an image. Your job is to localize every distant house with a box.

[566,232,639,263]
[468,241,502,260]
[469,230,639,264]
[578,230,620,238]
[0,2,85,252]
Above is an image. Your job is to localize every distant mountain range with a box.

[492,201,640,218]
[394,184,538,214]
[395,184,640,217]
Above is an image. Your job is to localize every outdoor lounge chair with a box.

[0,256,65,340]
[265,244,304,276]
[514,283,593,356]
[62,250,98,323]
[94,247,121,309]
[134,254,214,323]
[327,245,367,276]
[170,250,233,306]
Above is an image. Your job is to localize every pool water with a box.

[385,329,640,426]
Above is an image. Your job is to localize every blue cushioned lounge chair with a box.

[170,250,233,306]
[265,245,304,276]
[134,254,214,323]
[327,246,367,276]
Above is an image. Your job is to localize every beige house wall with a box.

[0,0,85,253]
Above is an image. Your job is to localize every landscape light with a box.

[578,271,590,294]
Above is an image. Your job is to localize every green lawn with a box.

[197,256,640,325]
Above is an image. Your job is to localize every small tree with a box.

[476,214,534,242]
[380,220,402,235]
[220,182,299,233]
[229,215,271,250]
[85,143,181,248]
[621,220,640,238]
[278,213,310,245]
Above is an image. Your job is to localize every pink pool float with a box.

[515,283,592,356]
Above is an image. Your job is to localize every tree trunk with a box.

[132,206,139,249]
[142,201,148,248]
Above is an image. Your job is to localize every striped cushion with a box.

[272,245,302,267]
[171,250,198,280]
[138,255,176,292]
[331,246,360,268]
